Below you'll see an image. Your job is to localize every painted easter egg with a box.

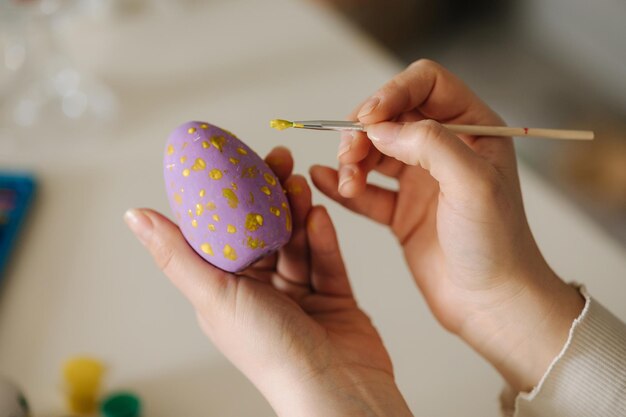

[163,121,292,273]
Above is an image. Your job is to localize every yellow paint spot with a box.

[187,209,193,218]
[212,214,220,222]
[199,189,206,197]
[231,182,238,190]
[245,213,264,231]
[269,119,294,131]
[166,164,176,171]
[242,166,259,178]
[285,206,292,232]
[287,182,303,195]
[209,169,223,180]
[173,193,182,205]
[182,169,190,177]
[192,158,206,171]
[227,224,236,234]
[207,224,216,231]
[229,157,239,165]
[200,123,209,129]
[222,188,239,208]
[248,192,255,204]
[180,156,187,164]
[260,186,271,196]
[211,135,226,152]
[195,203,204,216]
[237,147,248,155]
[223,244,237,261]
[167,144,174,155]
[264,172,277,186]
[188,127,197,134]
[202,141,210,149]
[246,236,265,249]
[270,206,280,217]
[200,243,213,256]
[181,142,188,150]
[206,202,217,211]
[191,219,198,228]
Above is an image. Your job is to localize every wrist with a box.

[459,267,584,392]
[259,359,413,417]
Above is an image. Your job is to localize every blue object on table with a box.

[0,172,36,281]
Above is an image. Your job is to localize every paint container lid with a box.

[100,392,141,417]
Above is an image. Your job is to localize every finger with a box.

[310,165,396,225]
[276,174,313,286]
[307,206,352,296]
[124,208,233,312]
[338,130,372,164]
[366,120,488,196]
[337,147,382,198]
[264,146,294,183]
[356,59,502,126]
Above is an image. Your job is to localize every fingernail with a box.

[357,97,380,119]
[337,131,354,158]
[367,123,401,143]
[338,165,356,191]
[124,209,153,246]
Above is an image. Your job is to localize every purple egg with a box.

[163,121,292,273]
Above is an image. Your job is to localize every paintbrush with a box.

[269,119,594,141]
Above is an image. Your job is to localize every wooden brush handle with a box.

[442,124,594,141]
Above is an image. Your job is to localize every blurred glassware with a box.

[0,0,118,138]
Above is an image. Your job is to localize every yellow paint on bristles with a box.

[270,119,294,131]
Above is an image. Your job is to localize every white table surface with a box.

[1,1,624,416]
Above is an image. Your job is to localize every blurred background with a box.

[0,0,624,416]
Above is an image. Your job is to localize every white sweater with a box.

[500,288,626,417]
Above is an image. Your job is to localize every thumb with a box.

[366,120,487,193]
[123,208,233,313]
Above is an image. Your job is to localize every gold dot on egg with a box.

[195,203,204,216]
[222,188,239,209]
[199,189,206,198]
[192,158,206,171]
[173,193,183,205]
[202,141,210,149]
[200,123,209,129]
[223,244,237,261]
[181,142,188,150]
[200,243,214,256]
[264,173,277,186]
[229,157,239,165]
[166,164,176,171]
[167,144,175,155]
[248,192,255,204]
[206,202,216,210]
[237,147,248,155]
[285,209,292,232]
[207,224,216,231]
[212,214,220,222]
[182,169,191,177]
[231,182,238,190]
[260,186,271,196]
[188,127,197,134]
[242,166,259,179]
[209,169,223,180]
[245,213,264,231]
[180,156,187,164]
[227,224,236,234]
[191,219,198,228]
[270,207,281,217]
[188,209,193,218]
[246,236,265,249]
[281,202,288,208]
[211,135,226,152]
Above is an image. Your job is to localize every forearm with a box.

[259,364,414,417]
[459,267,585,393]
